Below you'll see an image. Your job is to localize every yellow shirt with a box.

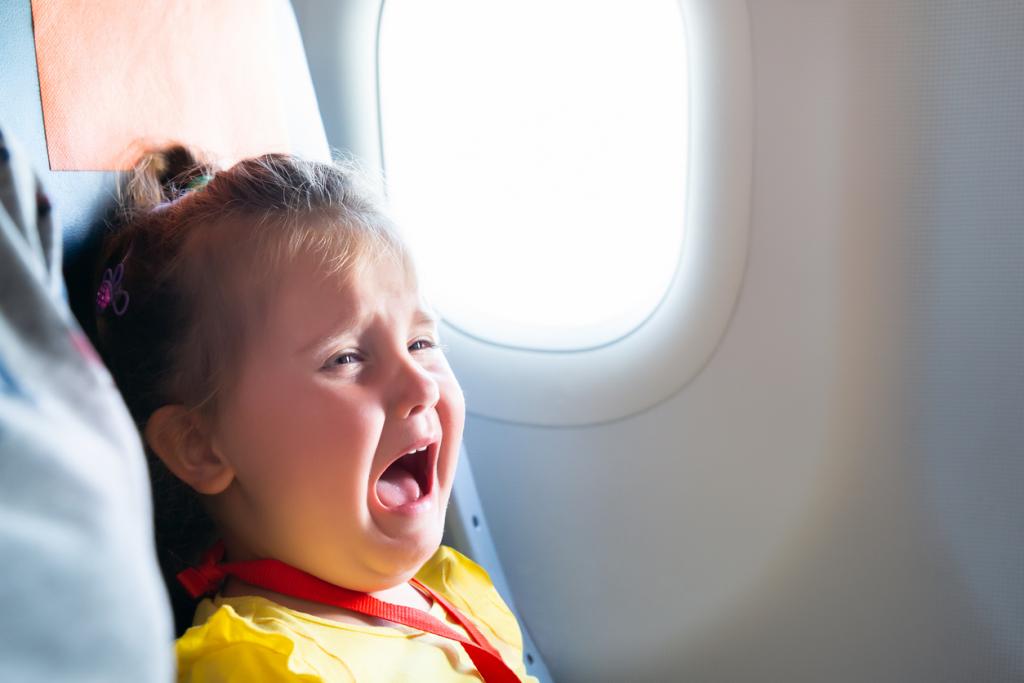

[176,545,539,682]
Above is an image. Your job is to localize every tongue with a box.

[376,465,422,508]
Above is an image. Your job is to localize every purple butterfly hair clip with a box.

[96,262,130,316]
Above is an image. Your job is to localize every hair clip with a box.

[96,262,130,316]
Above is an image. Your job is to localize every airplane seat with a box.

[0,2,551,680]
[0,0,329,325]
[0,0,120,258]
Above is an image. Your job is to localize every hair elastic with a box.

[151,173,214,213]
[186,174,213,191]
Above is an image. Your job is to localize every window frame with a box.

[376,0,752,426]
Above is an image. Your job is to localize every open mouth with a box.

[375,441,436,511]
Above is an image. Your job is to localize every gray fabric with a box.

[0,129,173,682]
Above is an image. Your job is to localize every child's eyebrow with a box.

[412,308,440,327]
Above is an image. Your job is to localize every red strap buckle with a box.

[175,540,228,598]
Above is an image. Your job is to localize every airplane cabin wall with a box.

[462,1,1024,681]
[291,0,1024,680]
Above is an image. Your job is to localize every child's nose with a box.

[392,355,441,419]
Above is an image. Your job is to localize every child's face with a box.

[208,250,465,592]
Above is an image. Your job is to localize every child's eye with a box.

[324,352,361,368]
[409,339,440,352]
[323,341,442,370]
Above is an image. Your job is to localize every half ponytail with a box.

[119,145,217,216]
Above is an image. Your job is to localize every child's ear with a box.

[145,405,235,495]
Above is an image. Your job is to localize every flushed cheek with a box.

[302,460,368,522]
[246,452,370,559]
[223,399,370,507]
[283,399,380,492]
[265,383,376,455]
[277,435,376,519]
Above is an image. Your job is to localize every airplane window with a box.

[379,0,687,351]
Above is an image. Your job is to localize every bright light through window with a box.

[380,0,687,350]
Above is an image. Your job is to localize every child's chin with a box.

[407,524,443,555]
[386,526,444,569]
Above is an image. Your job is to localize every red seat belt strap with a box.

[178,541,522,683]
